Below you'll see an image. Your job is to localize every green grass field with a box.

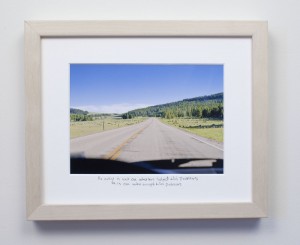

[70,117,147,139]
[161,118,223,142]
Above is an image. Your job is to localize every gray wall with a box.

[1,0,299,244]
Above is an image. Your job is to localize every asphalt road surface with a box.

[71,118,223,167]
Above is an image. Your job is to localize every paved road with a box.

[71,118,223,166]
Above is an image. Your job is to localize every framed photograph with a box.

[25,21,268,220]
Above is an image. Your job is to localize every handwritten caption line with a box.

[97,176,199,187]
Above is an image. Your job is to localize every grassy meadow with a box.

[161,118,223,142]
[70,116,146,139]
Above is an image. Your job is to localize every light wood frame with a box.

[25,21,268,220]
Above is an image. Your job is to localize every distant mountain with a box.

[122,92,223,119]
[70,108,89,115]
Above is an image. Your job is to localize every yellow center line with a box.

[105,124,149,160]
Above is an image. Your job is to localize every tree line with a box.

[70,113,93,122]
[122,93,223,119]
[70,108,93,121]
[70,108,89,115]
[70,93,224,121]
[70,109,120,122]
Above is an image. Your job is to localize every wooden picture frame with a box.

[25,21,268,220]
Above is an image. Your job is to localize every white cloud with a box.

[73,103,152,114]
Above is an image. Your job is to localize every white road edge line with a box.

[160,119,224,152]
[185,133,224,152]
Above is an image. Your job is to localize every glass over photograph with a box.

[70,64,224,174]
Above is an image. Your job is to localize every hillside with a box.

[70,108,88,115]
[70,108,92,122]
[122,92,223,119]
[183,92,223,102]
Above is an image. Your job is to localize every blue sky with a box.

[70,64,223,113]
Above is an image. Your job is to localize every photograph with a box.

[70,64,224,174]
